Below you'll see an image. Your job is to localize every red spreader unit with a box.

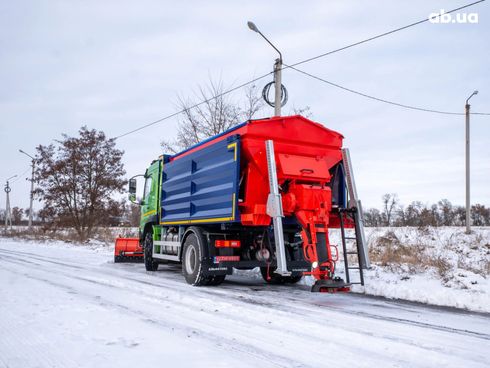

[114,237,143,263]
[124,115,369,292]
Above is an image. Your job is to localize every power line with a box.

[287,0,486,69]
[286,64,490,116]
[114,72,272,140]
[115,0,486,139]
[11,167,31,183]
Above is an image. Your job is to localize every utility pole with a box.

[273,58,282,117]
[19,149,36,231]
[4,175,16,230]
[247,21,284,116]
[465,91,478,234]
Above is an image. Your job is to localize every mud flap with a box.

[201,258,233,276]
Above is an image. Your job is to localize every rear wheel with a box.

[182,231,208,286]
[182,228,225,286]
[144,232,159,271]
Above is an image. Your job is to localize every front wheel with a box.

[144,232,159,271]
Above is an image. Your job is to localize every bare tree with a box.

[162,78,264,153]
[127,202,141,227]
[381,193,399,226]
[364,208,382,227]
[438,199,455,226]
[34,127,126,241]
[365,198,490,228]
[11,207,24,225]
[289,105,312,118]
[471,204,490,226]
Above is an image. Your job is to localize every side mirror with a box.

[129,178,137,194]
[127,174,144,205]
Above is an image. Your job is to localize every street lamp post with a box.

[19,149,36,231]
[247,21,283,117]
[465,91,478,234]
[4,175,17,230]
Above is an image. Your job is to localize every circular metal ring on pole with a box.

[262,81,288,108]
[4,186,11,193]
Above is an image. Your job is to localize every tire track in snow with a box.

[1,249,489,368]
[0,255,319,368]
[2,252,417,367]
[1,247,488,341]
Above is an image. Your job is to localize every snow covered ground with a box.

[328,227,490,313]
[1,238,489,368]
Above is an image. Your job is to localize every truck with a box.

[114,115,369,292]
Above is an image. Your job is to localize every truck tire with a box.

[182,229,210,286]
[144,232,159,271]
[260,267,303,284]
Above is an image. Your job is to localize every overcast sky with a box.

[0,0,488,212]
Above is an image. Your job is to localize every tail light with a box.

[215,239,241,248]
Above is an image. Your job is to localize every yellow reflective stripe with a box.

[143,209,156,217]
[160,192,236,225]
[158,158,164,218]
[160,217,234,225]
[227,142,237,161]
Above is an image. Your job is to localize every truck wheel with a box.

[144,233,159,271]
[182,230,209,286]
[260,267,303,284]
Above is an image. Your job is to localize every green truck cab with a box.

[129,158,162,241]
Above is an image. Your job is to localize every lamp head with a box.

[466,90,479,105]
[247,21,259,33]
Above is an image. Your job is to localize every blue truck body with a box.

[160,135,241,225]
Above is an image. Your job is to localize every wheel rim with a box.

[185,244,197,274]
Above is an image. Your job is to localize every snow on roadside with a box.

[1,226,489,313]
[331,227,490,313]
[0,234,113,255]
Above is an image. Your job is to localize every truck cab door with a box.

[140,164,159,224]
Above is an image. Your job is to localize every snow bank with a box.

[331,227,490,313]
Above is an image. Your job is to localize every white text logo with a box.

[429,9,479,24]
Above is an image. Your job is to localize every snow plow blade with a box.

[311,279,351,293]
[114,237,143,263]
